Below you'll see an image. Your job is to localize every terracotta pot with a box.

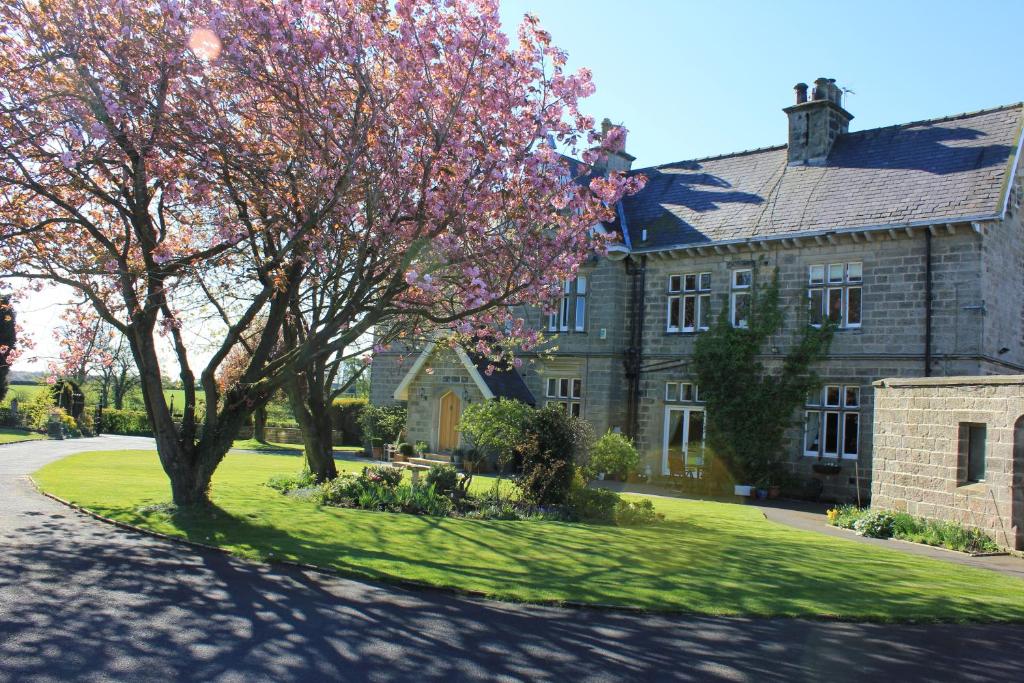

[768,485,781,499]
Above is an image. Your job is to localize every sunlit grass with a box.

[33,450,1024,622]
[0,427,45,444]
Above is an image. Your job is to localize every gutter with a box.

[924,229,933,376]
[624,255,647,439]
[626,214,1000,257]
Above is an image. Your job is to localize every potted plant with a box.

[397,442,415,462]
[370,437,384,460]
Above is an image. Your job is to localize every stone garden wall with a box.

[871,375,1024,550]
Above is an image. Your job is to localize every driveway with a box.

[2,436,1023,682]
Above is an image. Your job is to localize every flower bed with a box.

[267,464,663,526]
[827,505,1000,554]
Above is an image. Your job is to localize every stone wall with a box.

[871,375,1024,550]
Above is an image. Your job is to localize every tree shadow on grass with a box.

[5,501,1024,682]
[109,498,1024,625]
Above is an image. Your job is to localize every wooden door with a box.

[438,391,461,451]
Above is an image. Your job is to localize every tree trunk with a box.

[127,325,225,507]
[285,372,337,482]
[253,405,268,443]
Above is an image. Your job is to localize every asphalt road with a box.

[2,435,1023,682]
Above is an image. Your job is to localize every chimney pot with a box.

[794,82,808,104]
[812,77,829,101]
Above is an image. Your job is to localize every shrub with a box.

[330,397,367,445]
[24,387,55,431]
[569,486,620,524]
[312,473,363,505]
[853,510,897,539]
[425,464,459,496]
[404,484,453,517]
[457,398,533,468]
[358,404,406,444]
[397,442,415,458]
[826,504,866,530]
[100,409,152,435]
[362,464,403,488]
[614,499,662,526]
[76,410,95,436]
[514,406,591,506]
[415,440,429,454]
[587,431,640,480]
[900,518,1000,554]
[266,469,318,494]
[59,410,79,436]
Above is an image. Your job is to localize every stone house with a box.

[871,376,1024,550]
[371,77,1024,502]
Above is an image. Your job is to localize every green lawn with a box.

[0,427,45,444]
[32,450,1024,622]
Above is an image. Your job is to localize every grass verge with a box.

[0,427,46,445]
[33,450,1024,622]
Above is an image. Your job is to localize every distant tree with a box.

[0,296,14,403]
[693,270,834,487]
[51,305,139,409]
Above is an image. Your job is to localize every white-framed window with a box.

[667,272,711,333]
[809,262,861,329]
[665,381,701,403]
[730,269,752,328]
[548,276,588,333]
[546,376,582,417]
[804,384,860,459]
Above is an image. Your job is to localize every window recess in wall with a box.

[730,269,752,329]
[546,376,582,417]
[667,273,711,333]
[547,276,587,333]
[804,384,859,459]
[809,262,861,329]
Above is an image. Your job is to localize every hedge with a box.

[330,397,367,446]
[99,409,153,436]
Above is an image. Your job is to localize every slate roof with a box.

[619,104,1024,251]
[468,354,536,406]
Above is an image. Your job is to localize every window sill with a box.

[957,481,988,493]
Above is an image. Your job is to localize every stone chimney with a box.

[783,77,853,165]
[598,118,635,173]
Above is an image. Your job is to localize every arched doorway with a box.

[438,390,461,451]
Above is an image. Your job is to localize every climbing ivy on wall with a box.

[693,269,834,487]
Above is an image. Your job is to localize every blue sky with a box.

[499,0,1024,168]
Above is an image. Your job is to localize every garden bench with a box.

[380,444,398,462]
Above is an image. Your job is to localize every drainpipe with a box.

[924,229,933,377]
[624,255,647,439]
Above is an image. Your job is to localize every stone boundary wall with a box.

[235,426,354,448]
[871,375,1024,550]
